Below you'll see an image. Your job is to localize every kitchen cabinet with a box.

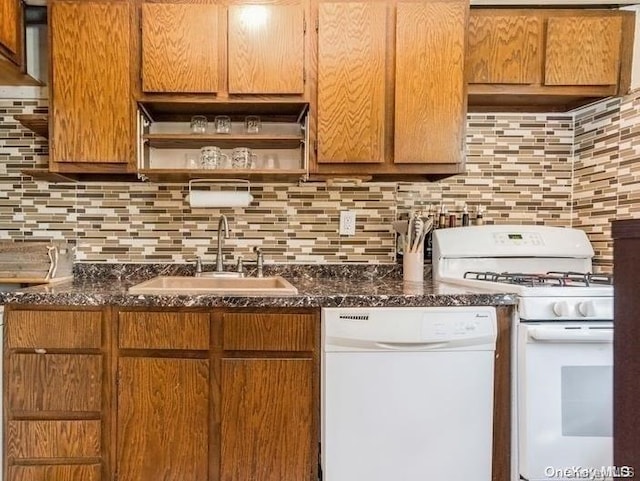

[141,3,220,94]
[219,312,317,481]
[3,307,109,481]
[116,311,212,481]
[49,1,135,173]
[137,1,307,98]
[612,220,640,472]
[312,0,467,179]
[137,103,309,182]
[0,0,21,62]
[117,309,318,481]
[467,9,635,112]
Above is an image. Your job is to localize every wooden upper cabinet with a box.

[467,13,541,85]
[317,2,386,164]
[50,1,132,164]
[117,358,210,481]
[142,4,219,93]
[227,4,305,94]
[394,1,467,164]
[545,16,622,86]
[0,0,20,58]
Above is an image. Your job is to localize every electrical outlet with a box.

[339,210,356,236]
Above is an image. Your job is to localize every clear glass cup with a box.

[244,115,261,134]
[200,146,229,169]
[214,115,231,134]
[231,147,257,169]
[184,152,200,169]
[190,115,208,134]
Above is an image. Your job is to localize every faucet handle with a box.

[187,256,203,276]
[236,256,244,276]
[253,247,264,277]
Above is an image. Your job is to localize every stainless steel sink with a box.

[128,275,298,295]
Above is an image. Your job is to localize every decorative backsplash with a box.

[2,92,636,269]
[573,90,640,271]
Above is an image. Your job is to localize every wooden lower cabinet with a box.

[221,359,315,481]
[116,358,211,481]
[113,308,319,481]
[3,306,109,481]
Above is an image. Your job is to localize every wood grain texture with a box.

[317,2,386,163]
[221,359,314,481]
[228,4,304,94]
[545,16,622,86]
[493,306,512,481]
[612,220,640,471]
[9,354,102,412]
[0,0,19,55]
[50,1,132,164]
[222,313,315,352]
[394,1,467,164]
[467,13,540,85]
[117,358,209,481]
[7,465,101,481]
[142,4,219,93]
[118,311,210,350]
[6,310,102,349]
[7,420,101,459]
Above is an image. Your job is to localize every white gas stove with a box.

[432,225,613,321]
[433,225,614,481]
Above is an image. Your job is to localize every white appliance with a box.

[321,306,497,481]
[433,225,614,481]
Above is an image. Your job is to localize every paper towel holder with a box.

[187,179,254,208]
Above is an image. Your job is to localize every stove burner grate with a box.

[463,271,613,287]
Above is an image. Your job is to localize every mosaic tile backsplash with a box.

[0,92,635,268]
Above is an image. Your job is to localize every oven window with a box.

[561,366,612,437]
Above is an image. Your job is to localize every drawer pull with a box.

[35,348,47,354]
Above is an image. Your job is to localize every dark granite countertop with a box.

[0,263,517,309]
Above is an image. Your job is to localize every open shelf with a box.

[14,114,48,138]
[139,168,307,183]
[144,133,303,150]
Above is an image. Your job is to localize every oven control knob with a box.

[552,301,570,317]
[577,301,597,317]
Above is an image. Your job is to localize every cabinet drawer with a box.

[8,464,101,481]
[6,310,102,349]
[9,354,102,412]
[222,313,315,352]
[119,311,210,350]
[7,420,101,459]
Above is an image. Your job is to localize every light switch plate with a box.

[339,210,356,236]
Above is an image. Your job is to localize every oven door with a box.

[518,322,613,481]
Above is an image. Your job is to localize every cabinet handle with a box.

[35,348,47,354]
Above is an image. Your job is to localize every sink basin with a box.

[128,275,298,295]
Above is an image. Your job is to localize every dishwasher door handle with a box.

[375,341,450,350]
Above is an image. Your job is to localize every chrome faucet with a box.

[215,215,230,273]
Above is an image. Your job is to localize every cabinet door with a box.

[394,1,467,164]
[0,0,20,58]
[50,1,132,164]
[228,4,305,94]
[467,13,541,85]
[545,16,622,86]
[117,358,210,481]
[317,2,386,163]
[142,4,219,93]
[221,359,314,481]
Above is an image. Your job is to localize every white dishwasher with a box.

[321,306,497,481]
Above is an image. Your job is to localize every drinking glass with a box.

[231,147,257,169]
[214,115,231,134]
[244,115,261,134]
[190,115,208,134]
[200,146,229,169]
